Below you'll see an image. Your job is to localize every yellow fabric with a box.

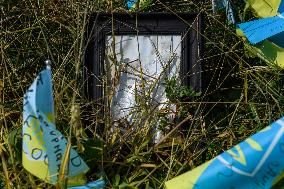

[67,173,87,187]
[22,153,50,182]
[246,40,284,68]
[246,0,281,17]
[165,160,213,189]
[23,153,87,186]
[22,118,51,182]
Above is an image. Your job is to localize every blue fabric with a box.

[279,0,284,13]
[127,0,137,9]
[68,179,106,189]
[22,67,89,184]
[238,14,284,44]
[192,117,284,188]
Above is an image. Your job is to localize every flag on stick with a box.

[22,60,89,184]
[165,117,284,189]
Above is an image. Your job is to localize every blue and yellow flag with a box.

[165,117,284,188]
[22,65,89,184]
[237,0,284,68]
[127,0,137,9]
[127,0,152,10]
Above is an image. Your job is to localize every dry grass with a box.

[1,0,284,188]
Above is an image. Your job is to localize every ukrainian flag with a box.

[238,0,284,68]
[22,63,89,184]
[165,117,284,188]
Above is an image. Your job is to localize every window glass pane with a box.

[106,35,181,124]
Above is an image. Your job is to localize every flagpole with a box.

[45,59,51,70]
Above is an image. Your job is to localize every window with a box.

[83,13,204,141]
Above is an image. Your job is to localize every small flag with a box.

[241,0,284,45]
[22,63,89,184]
[165,117,284,189]
[212,0,235,24]
[127,0,151,10]
[127,0,137,9]
[237,0,284,68]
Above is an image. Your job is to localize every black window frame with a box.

[83,12,204,108]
